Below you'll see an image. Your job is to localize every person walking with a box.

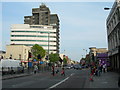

[61,67,65,76]
[100,65,103,73]
[89,67,95,81]
[34,64,38,74]
[103,64,106,73]
[51,65,55,76]
[55,66,59,74]
[98,65,101,76]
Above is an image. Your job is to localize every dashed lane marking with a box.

[46,77,70,90]
[70,73,74,76]
[46,73,75,90]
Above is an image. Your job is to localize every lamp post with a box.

[28,51,30,73]
[48,32,50,62]
[40,32,50,60]
[83,49,87,57]
[104,7,112,10]
[83,49,87,56]
[81,55,83,58]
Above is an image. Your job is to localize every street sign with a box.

[33,59,37,62]
[40,61,44,64]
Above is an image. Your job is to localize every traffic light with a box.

[28,52,32,58]
[37,54,41,59]
[45,56,48,60]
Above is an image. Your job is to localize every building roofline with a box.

[106,0,120,24]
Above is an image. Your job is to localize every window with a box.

[30,26,44,28]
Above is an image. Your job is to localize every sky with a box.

[1,1,115,61]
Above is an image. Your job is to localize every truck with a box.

[0,59,24,75]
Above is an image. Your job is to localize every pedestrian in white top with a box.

[34,64,38,74]
[103,64,106,73]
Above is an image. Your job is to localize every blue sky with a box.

[1,1,114,61]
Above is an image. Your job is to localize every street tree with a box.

[63,57,67,65]
[49,53,59,63]
[31,44,46,61]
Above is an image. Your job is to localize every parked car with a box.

[64,65,71,69]
[73,64,82,70]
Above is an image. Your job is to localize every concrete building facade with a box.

[10,24,59,54]
[24,4,60,28]
[89,47,108,63]
[24,4,50,25]
[5,45,31,62]
[106,0,120,72]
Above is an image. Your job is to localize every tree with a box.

[63,58,67,65]
[31,44,46,61]
[49,53,59,63]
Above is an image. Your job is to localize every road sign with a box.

[40,61,44,64]
[33,59,37,62]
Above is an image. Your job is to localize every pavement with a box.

[2,73,32,80]
[85,70,120,88]
[2,70,51,80]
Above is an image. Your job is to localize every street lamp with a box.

[83,49,87,57]
[104,7,112,10]
[47,32,50,62]
[40,32,50,62]
[104,7,113,10]
[81,55,83,58]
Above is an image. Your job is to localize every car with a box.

[64,65,71,69]
[73,64,82,70]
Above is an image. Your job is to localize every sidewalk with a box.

[87,71,119,88]
[2,66,52,80]
[2,70,51,80]
[2,72,32,80]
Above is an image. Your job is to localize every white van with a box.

[0,59,24,75]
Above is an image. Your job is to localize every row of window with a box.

[107,8,120,34]
[11,31,56,34]
[11,39,56,42]
[30,26,52,29]
[11,35,56,38]
[10,43,57,47]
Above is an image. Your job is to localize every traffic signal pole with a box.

[28,51,31,74]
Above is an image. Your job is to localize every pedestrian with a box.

[55,66,59,74]
[89,73,94,81]
[100,65,103,73]
[103,64,106,73]
[89,67,95,81]
[98,65,101,76]
[51,65,55,76]
[95,68,98,76]
[61,67,65,76]
[34,64,38,74]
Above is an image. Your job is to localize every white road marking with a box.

[47,77,70,89]
[46,73,74,90]
[70,73,74,76]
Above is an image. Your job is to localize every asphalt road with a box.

[2,68,90,89]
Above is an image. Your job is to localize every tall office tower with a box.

[24,4,50,25]
[10,24,59,54]
[50,14,60,53]
[23,4,60,54]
